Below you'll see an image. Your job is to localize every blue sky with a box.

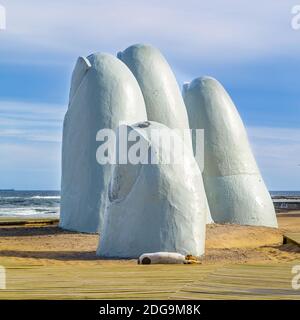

[0,0,299,190]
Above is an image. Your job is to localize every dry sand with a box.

[0,212,300,266]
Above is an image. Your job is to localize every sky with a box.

[0,0,299,190]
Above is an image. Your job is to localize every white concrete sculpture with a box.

[183,77,277,228]
[117,44,193,151]
[117,44,214,224]
[97,121,209,258]
[60,53,147,233]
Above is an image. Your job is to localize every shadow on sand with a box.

[0,226,94,237]
[0,250,99,261]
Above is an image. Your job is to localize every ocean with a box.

[270,191,300,197]
[0,190,60,218]
[0,190,299,218]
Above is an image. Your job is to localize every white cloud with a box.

[0,1,298,190]
[0,100,64,188]
[248,126,300,144]
[0,100,65,143]
[0,141,61,189]
[0,142,61,169]
[0,0,299,65]
[247,126,300,190]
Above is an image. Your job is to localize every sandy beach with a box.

[0,213,299,266]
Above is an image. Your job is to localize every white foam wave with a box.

[0,207,60,216]
[0,196,60,200]
[30,196,60,199]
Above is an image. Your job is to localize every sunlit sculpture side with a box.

[97,121,209,258]
[183,77,277,227]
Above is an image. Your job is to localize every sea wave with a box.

[0,191,60,218]
[0,196,60,200]
[0,206,60,217]
[30,196,60,199]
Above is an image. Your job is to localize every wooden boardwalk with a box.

[0,218,59,227]
[0,260,299,300]
[171,263,300,300]
[283,233,300,247]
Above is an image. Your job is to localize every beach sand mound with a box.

[0,214,299,266]
[206,223,282,249]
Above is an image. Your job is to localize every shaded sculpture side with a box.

[60,53,147,233]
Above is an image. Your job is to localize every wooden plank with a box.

[283,233,300,246]
[171,263,300,300]
[0,260,220,300]
[0,259,300,299]
[0,218,59,227]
